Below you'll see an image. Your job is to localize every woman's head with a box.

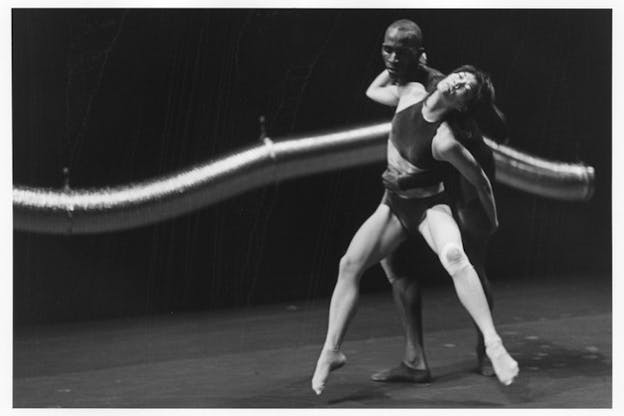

[438,65,507,142]
[436,65,496,114]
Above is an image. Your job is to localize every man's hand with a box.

[418,51,428,66]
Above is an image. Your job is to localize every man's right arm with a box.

[420,64,445,92]
[365,70,400,107]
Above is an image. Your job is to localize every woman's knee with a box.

[439,243,473,276]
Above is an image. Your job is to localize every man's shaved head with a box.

[381,19,425,82]
[385,19,424,50]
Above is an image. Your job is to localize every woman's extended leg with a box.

[418,204,518,385]
[312,204,406,394]
[457,204,495,376]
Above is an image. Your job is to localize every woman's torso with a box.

[389,97,443,172]
[383,91,449,196]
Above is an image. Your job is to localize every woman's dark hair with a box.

[451,65,494,111]
[446,65,508,143]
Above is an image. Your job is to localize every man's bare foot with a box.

[485,339,519,386]
[370,361,432,383]
[311,348,347,395]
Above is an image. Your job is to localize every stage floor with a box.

[14,275,611,408]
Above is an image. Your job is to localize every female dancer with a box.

[369,65,504,381]
[311,66,518,395]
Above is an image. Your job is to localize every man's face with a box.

[381,28,421,81]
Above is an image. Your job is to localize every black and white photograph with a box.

[10,6,615,409]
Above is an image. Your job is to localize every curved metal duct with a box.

[13,121,595,235]
[485,138,595,202]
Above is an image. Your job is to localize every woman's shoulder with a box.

[433,123,462,150]
[395,83,427,113]
[401,82,426,93]
[435,121,455,137]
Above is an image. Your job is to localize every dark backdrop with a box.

[12,9,612,324]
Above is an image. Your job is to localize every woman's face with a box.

[436,71,478,109]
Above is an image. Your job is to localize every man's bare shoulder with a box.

[417,65,445,91]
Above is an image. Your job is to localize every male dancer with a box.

[366,19,499,383]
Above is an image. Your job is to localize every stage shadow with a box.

[511,336,610,377]
[502,336,611,406]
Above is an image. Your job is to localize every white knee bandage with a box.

[439,243,472,276]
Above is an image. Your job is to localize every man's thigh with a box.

[382,236,434,282]
[455,201,491,264]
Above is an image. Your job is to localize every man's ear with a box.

[419,51,428,65]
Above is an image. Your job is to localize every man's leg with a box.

[391,277,428,369]
[370,240,432,382]
[371,203,495,382]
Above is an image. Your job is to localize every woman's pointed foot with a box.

[485,339,519,386]
[311,348,347,395]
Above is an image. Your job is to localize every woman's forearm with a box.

[366,70,399,106]
[367,70,393,89]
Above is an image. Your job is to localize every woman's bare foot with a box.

[311,348,347,395]
[485,339,519,385]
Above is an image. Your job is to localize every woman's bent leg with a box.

[312,204,406,394]
[419,204,518,385]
